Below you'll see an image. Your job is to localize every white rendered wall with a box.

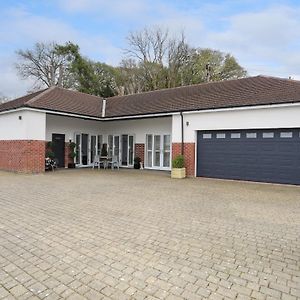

[0,110,46,140]
[172,105,300,143]
[46,114,172,143]
[46,114,103,141]
[101,117,172,143]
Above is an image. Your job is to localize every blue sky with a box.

[1,0,300,97]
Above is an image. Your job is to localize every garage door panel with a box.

[197,129,300,185]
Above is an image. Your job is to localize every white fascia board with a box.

[180,102,300,115]
[0,102,299,119]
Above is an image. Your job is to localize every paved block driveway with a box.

[0,169,299,300]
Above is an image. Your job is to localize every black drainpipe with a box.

[180,111,184,155]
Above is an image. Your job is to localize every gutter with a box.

[180,111,184,155]
[1,101,300,119]
[101,99,106,118]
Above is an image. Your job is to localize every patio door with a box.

[146,134,171,170]
[108,135,120,160]
[75,134,81,165]
[90,135,97,163]
[81,134,88,165]
[121,135,134,166]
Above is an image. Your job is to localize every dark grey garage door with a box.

[197,129,300,185]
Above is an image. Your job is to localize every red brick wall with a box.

[64,142,73,167]
[172,143,195,176]
[135,143,145,164]
[0,140,45,173]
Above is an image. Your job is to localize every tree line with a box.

[15,27,247,97]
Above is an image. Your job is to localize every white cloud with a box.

[0,6,122,97]
[203,6,300,78]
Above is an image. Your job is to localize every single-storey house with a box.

[0,75,299,184]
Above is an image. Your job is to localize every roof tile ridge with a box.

[55,86,104,101]
[25,86,56,105]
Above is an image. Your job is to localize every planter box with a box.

[171,167,186,179]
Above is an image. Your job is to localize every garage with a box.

[197,129,300,185]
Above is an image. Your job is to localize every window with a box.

[263,132,274,138]
[216,133,226,139]
[231,133,241,139]
[246,133,257,138]
[280,132,293,138]
[203,133,212,139]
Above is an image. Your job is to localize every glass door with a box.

[128,135,134,166]
[145,134,171,170]
[146,135,153,167]
[154,135,161,167]
[113,136,120,162]
[81,134,88,165]
[121,134,134,166]
[108,135,113,157]
[163,135,171,168]
[90,135,97,163]
[121,135,128,166]
[97,135,103,156]
[75,133,81,165]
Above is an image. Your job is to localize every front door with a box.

[52,134,65,167]
[146,134,171,170]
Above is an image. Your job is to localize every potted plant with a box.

[134,157,141,169]
[68,142,77,168]
[47,141,55,149]
[171,155,186,179]
[46,150,55,159]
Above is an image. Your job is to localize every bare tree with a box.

[15,42,73,90]
[0,93,9,104]
[124,27,189,92]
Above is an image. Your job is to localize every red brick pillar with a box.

[135,143,145,164]
[64,142,72,168]
[172,143,195,177]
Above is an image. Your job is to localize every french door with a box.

[90,135,97,163]
[146,134,171,170]
[121,135,134,167]
[108,135,121,162]
[74,133,102,166]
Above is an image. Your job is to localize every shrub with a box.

[172,155,184,168]
[69,151,77,159]
[46,150,55,159]
[69,142,76,150]
[47,141,54,149]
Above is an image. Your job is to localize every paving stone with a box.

[0,169,299,300]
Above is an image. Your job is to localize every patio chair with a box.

[107,155,119,170]
[99,156,108,169]
[92,155,101,169]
